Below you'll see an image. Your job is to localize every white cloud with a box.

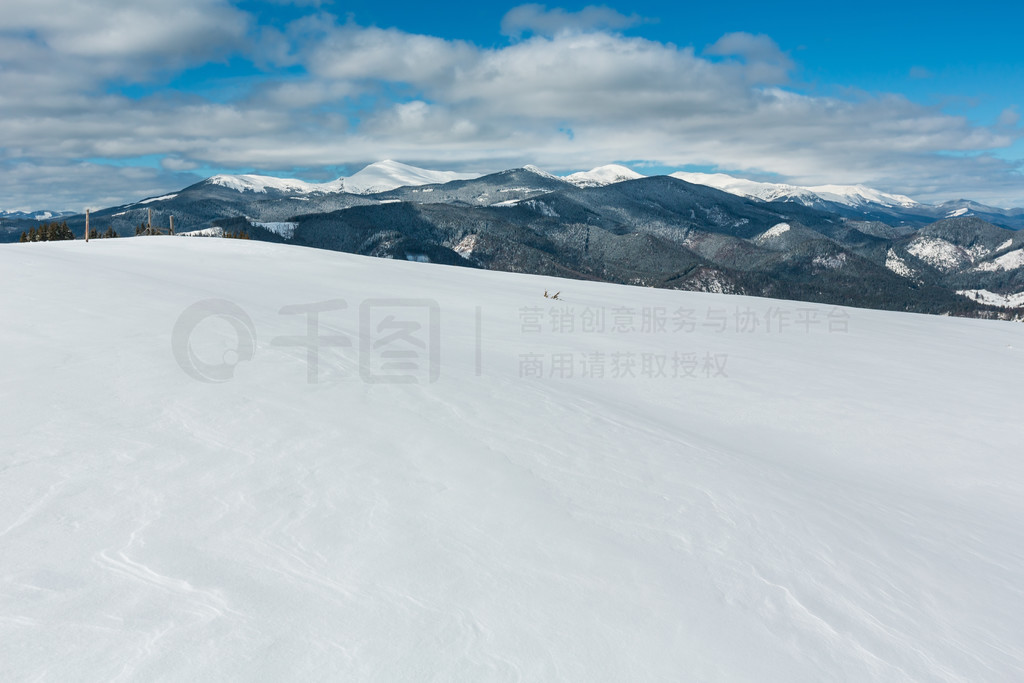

[705,32,794,84]
[160,157,201,172]
[500,4,646,39]
[0,159,199,213]
[0,9,1022,210]
[1,0,249,75]
[998,107,1020,128]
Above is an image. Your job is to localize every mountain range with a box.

[5,160,1023,317]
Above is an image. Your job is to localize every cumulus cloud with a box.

[0,159,199,213]
[1,0,249,77]
[705,32,794,84]
[998,107,1020,127]
[1,8,1022,210]
[501,4,646,38]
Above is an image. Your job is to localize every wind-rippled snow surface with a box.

[2,238,1022,681]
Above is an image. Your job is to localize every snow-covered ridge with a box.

[206,160,479,196]
[667,171,919,209]
[671,172,820,204]
[806,184,919,209]
[202,161,930,211]
[207,174,346,195]
[138,194,178,205]
[0,209,75,220]
[520,164,563,181]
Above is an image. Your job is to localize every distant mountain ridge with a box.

[0,209,76,221]
[5,161,1023,319]
[206,160,481,196]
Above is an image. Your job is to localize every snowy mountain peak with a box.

[563,164,646,188]
[343,160,480,194]
[520,165,564,181]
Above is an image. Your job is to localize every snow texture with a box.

[2,238,1023,681]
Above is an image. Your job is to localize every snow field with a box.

[1,238,1022,681]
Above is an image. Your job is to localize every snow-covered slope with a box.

[206,173,346,195]
[671,171,820,203]
[563,164,646,187]
[957,289,1024,308]
[342,160,479,194]
[2,239,1023,681]
[206,161,479,196]
[806,183,919,209]
[906,236,973,272]
[973,248,1024,272]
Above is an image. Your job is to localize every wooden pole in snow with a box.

[147,208,152,234]
[169,215,174,235]
[85,209,90,242]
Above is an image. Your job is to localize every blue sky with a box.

[1,0,1022,210]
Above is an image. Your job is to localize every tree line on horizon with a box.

[19,221,118,242]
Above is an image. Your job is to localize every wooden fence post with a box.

[148,208,152,234]
[170,215,174,235]
[85,209,90,242]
